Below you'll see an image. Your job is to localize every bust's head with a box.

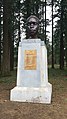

[26,15,39,39]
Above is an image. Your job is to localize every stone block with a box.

[10,39,52,104]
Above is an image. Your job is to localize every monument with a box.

[10,15,52,103]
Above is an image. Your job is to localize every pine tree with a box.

[2,0,12,75]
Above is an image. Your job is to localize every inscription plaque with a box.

[24,50,37,70]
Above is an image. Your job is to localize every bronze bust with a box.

[26,15,39,39]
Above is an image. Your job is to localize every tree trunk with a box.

[9,1,14,71]
[10,39,14,71]
[60,0,64,69]
[65,32,67,67]
[52,0,54,68]
[0,6,1,71]
[45,0,46,44]
[2,0,11,75]
[18,0,21,43]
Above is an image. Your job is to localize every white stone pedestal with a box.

[10,39,52,104]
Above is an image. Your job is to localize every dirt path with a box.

[0,78,67,119]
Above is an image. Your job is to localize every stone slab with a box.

[10,83,52,104]
[16,40,41,87]
[10,39,52,104]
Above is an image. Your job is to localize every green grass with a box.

[48,68,67,80]
[0,68,67,85]
[48,68,67,92]
[0,70,16,84]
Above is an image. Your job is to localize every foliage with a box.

[50,0,67,68]
[0,0,67,75]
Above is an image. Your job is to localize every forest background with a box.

[0,0,67,76]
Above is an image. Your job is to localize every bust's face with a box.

[27,17,39,38]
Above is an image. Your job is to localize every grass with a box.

[48,68,67,93]
[0,68,67,85]
[0,70,16,84]
[48,68,67,80]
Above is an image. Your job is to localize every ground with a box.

[0,69,67,119]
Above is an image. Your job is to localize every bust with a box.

[26,15,39,39]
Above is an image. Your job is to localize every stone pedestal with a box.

[10,39,52,104]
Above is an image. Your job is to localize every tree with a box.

[60,0,64,69]
[63,0,67,67]
[0,5,1,71]
[2,0,12,75]
[0,0,3,71]
[53,0,67,69]
[51,0,54,68]
[45,0,46,44]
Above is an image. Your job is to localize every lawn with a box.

[0,68,67,119]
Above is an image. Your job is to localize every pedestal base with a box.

[10,83,52,104]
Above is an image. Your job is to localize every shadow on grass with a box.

[0,70,16,84]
